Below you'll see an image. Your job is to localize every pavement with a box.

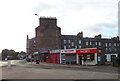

[0,60,120,79]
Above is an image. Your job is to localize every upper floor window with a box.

[79,40,81,44]
[95,42,97,46]
[75,46,77,49]
[64,45,66,49]
[72,42,74,46]
[64,40,66,44]
[78,45,81,48]
[109,48,111,52]
[105,43,107,46]
[68,40,71,43]
[118,43,119,47]
[68,45,71,48]
[106,48,108,51]
[109,43,111,46]
[115,48,116,52]
[34,40,36,43]
[90,42,92,45]
[99,42,101,46]
[86,41,88,45]
[114,43,116,46]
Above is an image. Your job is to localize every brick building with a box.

[26,17,120,64]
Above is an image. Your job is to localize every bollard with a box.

[7,60,11,68]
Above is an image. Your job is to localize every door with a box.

[79,56,82,65]
[111,55,116,62]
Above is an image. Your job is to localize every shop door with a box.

[79,56,82,65]
[44,54,46,62]
[111,55,116,62]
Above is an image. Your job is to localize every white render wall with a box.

[105,54,118,62]
[76,53,98,65]
[83,53,97,65]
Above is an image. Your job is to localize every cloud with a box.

[33,2,54,13]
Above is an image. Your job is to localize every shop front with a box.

[61,49,76,64]
[61,48,102,65]
[39,50,50,62]
[49,50,60,64]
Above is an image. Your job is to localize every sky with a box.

[0,0,119,52]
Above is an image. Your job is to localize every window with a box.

[109,48,111,52]
[114,43,116,46]
[79,40,81,44]
[106,48,108,51]
[75,46,77,49]
[86,41,88,45]
[68,40,70,43]
[105,43,107,46]
[109,43,111,46]
[64,45,66,49]
[68,45,71,48]
[115,48,116,52]
[72,42,74,46]
[90,42,92,45]
[78,45,81,48]
[98,42,101,46]
[95,42,97,46]
[34,40,36,43]
[64,40,66,44]
[118,43,119,46]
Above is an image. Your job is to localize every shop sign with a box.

[77,49,102,54]
[39,50,49,53]
[34,52,38,54]
[77,49,91,54]
[61,49,76,53]
[50,50,60,53]
[39,48,49,50]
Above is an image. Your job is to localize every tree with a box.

[1,49,9,59]
[1,49,19,60]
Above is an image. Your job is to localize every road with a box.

[0,60,119,80]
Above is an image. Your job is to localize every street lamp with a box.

[35,14,40,26]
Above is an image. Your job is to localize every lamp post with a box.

[34,14,40,64]
[35,14,40,26]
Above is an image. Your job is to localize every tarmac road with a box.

[1,60,119,79]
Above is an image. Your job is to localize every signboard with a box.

[61,49,76,53]
[50,50,60,53]
[39,50,49,53]
[76,49,102,54]
[39,48,49,50]
[34,52,38,54]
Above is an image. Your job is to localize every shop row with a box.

[26,48,106,65]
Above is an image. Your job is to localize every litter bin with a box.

[36,60,39,64]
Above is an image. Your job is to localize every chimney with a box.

[112,36,119,41]
[27,35,29,40]
[40,17,57,27]
[95,34,101,39]
[77,32,83,37]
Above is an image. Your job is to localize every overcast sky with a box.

[0,0,119,52]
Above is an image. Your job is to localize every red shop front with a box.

[61,48,102,65]
[40,50,60,64]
